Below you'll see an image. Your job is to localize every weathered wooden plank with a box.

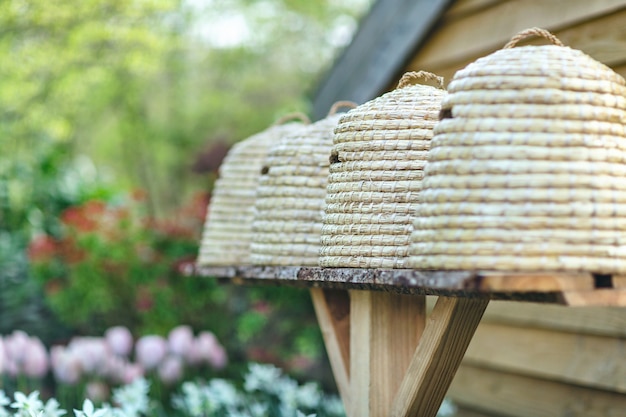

[409,7,626,86]
[562,289,626,307]
[463,322,626,393]
[310,288,351,415]
[408,0,626,73]
[445,0,505,21]
[449,365,626,417]
[349,291,425,417]
[479,301,626,338]
[478,272,594,292]
[391,297,489,417]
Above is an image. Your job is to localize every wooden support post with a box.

[349,290,426,417]
[391,297,489,417]
[310,288,351,414]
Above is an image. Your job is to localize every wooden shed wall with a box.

[402,1,626,416]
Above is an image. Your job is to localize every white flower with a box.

[43,398,66,417]
[295,382,321,409]
[206,379,239,409]
[11,391,44,414]
[244,363,283,393]
[112,378,150,416]
[0,390,10,407]
[296,411,316,417]
[73,399,107,417]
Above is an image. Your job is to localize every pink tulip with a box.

[0,337,5,375]
[51,345,82,385]
[188,332,228,369]
[23,337,49,378]
[135,335,167,370]
[86,381,110,403]
[103,354,128,384]
[68,337,109,375]
[207,343,227,369]
[105,326,133,357]
[168,325,194,357]
[158,355,184,385]
[4,330,29,375]
[122,362,144,384]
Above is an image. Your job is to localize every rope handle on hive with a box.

[327,100,358,116]
[396,70,445,90]
[273,112,311,126]
[503,27,565,49]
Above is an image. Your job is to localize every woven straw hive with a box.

[320,72,447,269]
[250,103,355,266]
[410,28,626,273]
[197,115,309,266]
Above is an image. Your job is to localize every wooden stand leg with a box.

[391,297,489,417]
[350,290,426,417]
[310,288,351,414]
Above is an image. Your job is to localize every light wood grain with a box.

[478,272,594,292]
[391,297,489,417]
[349,290,425,417]
[449,365,626,417]
[310,288,351,415]
[478,300,626,337]
[463,322,626,393]
[408,0,626,72]
[445,0,506,21]
[562,289,626,306]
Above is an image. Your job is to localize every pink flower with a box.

[4,330,29,375]
[86,381,110,403]
[122,362,144,384]
[23,337,49,378]
[168,325,193,357]
[135,335,167,370]
[158,355,184,385]
[187,332,227,369]
[0,337,5,375]
[105,326,133,357]
[51,345,82,385]
[68,337,109,375]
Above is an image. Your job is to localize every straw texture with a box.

[321,71,447,268]
[197,117,308,266]
[409,28,626,273]
[250,109,350,266]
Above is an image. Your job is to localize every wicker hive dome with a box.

[410,28,626,273]
[197,115,309,266]
[250,103,355,266]
[320,72,447,269]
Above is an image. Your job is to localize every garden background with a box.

[0,0,373,413]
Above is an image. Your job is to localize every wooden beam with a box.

[478,300,626,337]
[478,272,594,292]
[561,289,626,307]
[449,365,626,417]
[409,0,626,73]
[391,297,489,417]
[310,288,352,414]
[463,322,626,393]
[350,290,425,417]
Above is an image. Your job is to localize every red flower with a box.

[27,234,58,262]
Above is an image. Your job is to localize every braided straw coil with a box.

[321,71,447,268]
[250,102,356,266]
[197,114,309,266]
[410,28,626,273]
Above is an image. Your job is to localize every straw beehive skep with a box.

[250,101,357,266]
[197,113,309,266]
[410,28,626,273]
[321,71,447,269]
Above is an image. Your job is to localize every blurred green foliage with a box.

[1,0,372,386]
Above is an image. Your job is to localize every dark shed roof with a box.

[312,0,452,120]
